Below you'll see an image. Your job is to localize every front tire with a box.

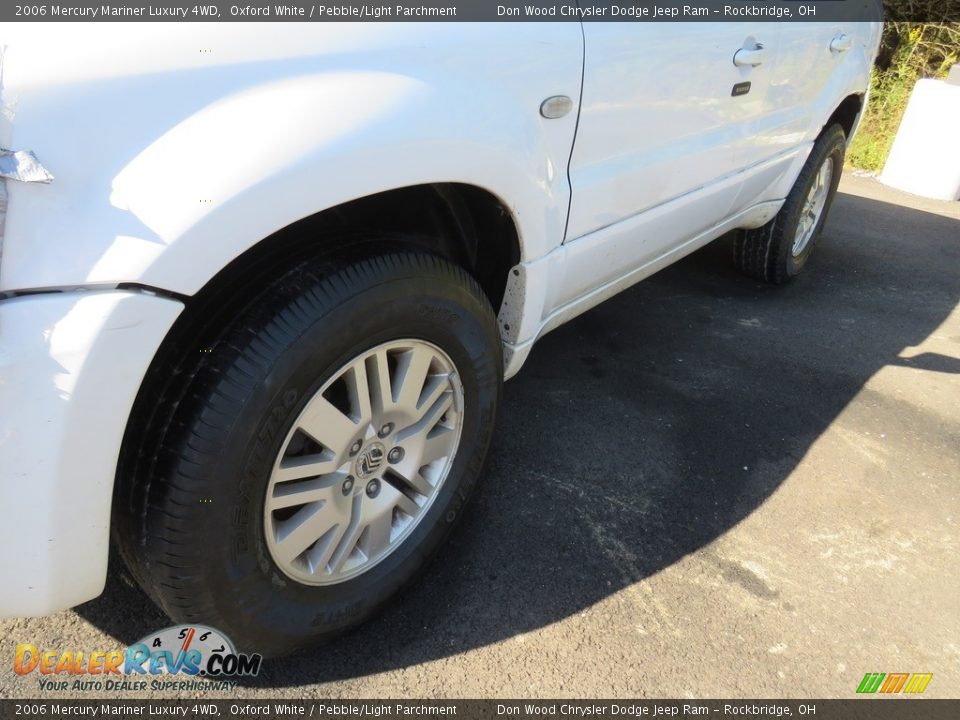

[114,252,502,656]
[734,124,846,284]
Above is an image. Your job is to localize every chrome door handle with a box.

[733,45,766,67]
[830,34,853,53]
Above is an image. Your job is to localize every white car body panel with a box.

[0,291,182,616]
[502,22,880,373]
[500,148,808,375]
[566,23,783,242]
[0,20,880,616]
[0,23,582,294]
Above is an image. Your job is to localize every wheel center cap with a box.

[355,442,386,480]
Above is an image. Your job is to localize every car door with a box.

[768,22,866,145]
[565,22,781,253]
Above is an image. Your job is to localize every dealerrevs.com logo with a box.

[14,625,262,692]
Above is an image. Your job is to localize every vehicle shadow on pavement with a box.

[76,188,960,686]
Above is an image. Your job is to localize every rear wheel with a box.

[114,251,502,656]
[734,124,846,284]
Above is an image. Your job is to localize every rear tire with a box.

[114,251,502,656]
[734,124,846,284]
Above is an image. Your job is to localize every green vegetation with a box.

[848,13,960,172]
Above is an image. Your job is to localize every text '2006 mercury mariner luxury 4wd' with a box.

[0,20,880,655]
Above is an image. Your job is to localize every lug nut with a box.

[342,476,354,495]
[365,479,381,498]
[349,440,363,457]
[378,422,394,438]
[387,447,405,464]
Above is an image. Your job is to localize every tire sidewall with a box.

[785,130,846,277]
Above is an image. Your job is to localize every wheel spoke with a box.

[297,395,358,457]
[359,511,393,559]
[327,506,366,573]
[343,360,373,426]
[305,522,349,574]
[393,488,422,517]
[421,426,457,465]
[267,476,338,511]
[397,390,452,441]
[366,349,394,416]
[272,500,347,567]
[385,424,457,499]
[395,345,433,411]
[386,461,434,496]
[273,454,340,483]
[416,373,450,414]
[418,392,454,431]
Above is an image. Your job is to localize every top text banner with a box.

[4,1,937,23]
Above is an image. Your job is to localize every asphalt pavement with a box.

[2,175,958,699]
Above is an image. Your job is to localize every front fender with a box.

[0,24,582,295]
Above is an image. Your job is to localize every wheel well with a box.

[114,184,520,531]
[144,181,520,375]
[825,94,863,140]
[203,182,519,314]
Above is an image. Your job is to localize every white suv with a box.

[0,21,881,655]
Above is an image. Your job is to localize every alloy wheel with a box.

[264,339,465,585]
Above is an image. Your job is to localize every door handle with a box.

[733,44,766,67]
[830,34,853,53]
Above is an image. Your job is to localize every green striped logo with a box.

[857,672,933,694]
